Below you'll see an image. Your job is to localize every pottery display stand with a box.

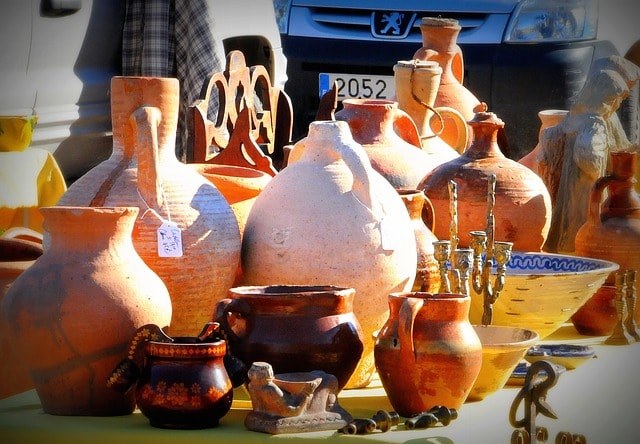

[244,362,351,434]
[186,50,293,171]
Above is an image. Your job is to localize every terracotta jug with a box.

[518,109,568,178]
[0,206,172,415]
[334,98,437,189]
[241,120,417,388]
[574,150,640,324]
[398,189,440,293]
[418,111,552,251]
[413,17,482,149]
[0,234,42,399]
[394,59,468,166]
[374,292,482,417]
[56,77,241,337]
[214,285,364,391]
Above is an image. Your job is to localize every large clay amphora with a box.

[334,98,435,189]
[418,111,552,251]
[413,17,482,149]
[215,285,364,391]
[394,59,468,167]
[574,151,640,325]
[0,206,172,415]
[374,292,482,417]
[56,77,241,337]
[241,120,417,388]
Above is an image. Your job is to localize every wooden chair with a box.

[186,50,293,173]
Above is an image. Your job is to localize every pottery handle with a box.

[422,194,436,232]
[393,107,423,148]
[432,106,469,154]
[332,129,383,219]
[586,174,616,227]
[398,296,424,361]
[214,297,252,341]
[131,106,164,211]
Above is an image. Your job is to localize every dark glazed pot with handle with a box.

[215,285,364,391]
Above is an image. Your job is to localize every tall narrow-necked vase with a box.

[241,120,417,388]
[413,17,482,149]
[56,77,241,337]
[0,206,172,415]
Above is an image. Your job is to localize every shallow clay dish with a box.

[524,344,596,370]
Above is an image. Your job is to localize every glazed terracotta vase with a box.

[215,285,364,391]
[518,109,568,179]
[0,235,42,399]
[418,111,552,251]
[413,17,482,149]
[56,77,241,337]
[241,120,417,388]
[136,337,232,429]
[334,98,437,189]
[394,59,468,167]
[374,292,482,417]
[574,151,640,325]
[398,189,440,293]
[0,206,172,415]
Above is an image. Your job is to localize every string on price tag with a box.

[137,188,183,258]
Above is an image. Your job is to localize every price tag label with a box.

[379,216,401,251]
[157,220,183,257]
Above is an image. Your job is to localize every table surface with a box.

[1,324,639,444]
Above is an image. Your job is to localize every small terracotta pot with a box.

[571,285,617,336]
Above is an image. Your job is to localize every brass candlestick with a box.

[433,240,452,293]
[452,247,473,296]
[624,269,639,341]
[468,175,513,325]
[605,271,634,345]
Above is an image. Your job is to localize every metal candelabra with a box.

[433,175,513,326]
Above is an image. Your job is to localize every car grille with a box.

[307,6,492,43]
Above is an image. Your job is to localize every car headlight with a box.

[504,0,598,43]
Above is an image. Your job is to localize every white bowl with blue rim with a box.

[468,252,619,339]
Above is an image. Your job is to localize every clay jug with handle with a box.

[374,292,482,417]
[394,59,468,166]
[56,77,241,337]
[574,150,640,325]
[241,120,417,389]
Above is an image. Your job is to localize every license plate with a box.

[319,73,395,100]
